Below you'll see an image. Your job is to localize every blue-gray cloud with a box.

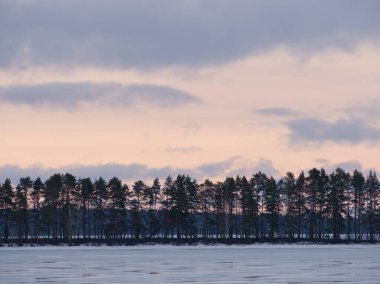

[287,117,380,144]
[185,157,280,178]
[0,83,199,108]
[1,0,380,69]
[194,159,236,178]
[255,107,299,117]
[312,159,379,177]
[343,98,380,119]
[0,164,172,184]
[227,158,280,178]
[0,158,279,183]
[314,159,363,173]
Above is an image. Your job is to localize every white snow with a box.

[1,244,380,283]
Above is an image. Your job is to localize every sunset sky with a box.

[1,0,380,182]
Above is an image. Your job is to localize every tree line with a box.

[0,167,379,244]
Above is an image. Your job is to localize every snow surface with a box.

[1,244,380,283]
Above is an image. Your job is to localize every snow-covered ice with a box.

[1,244,380,283]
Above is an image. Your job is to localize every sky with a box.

[1,0,380,182]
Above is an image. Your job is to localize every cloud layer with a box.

[1,0,380,69]
[315,159,363,173]
[287,117,380,144]
[0,82,199,109]
[0,157,279,183]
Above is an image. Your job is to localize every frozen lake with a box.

[1,244,380,283]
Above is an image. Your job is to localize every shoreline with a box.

[1,237,379,247]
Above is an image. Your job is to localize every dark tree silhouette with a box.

[31,177,43,242]
[264,176,280,239]
[43,173,62,240]
[131,180,146,239]
[62,173,77,242]
[352,170,365,240]
[238,176,256,239]
[108,177,127,239]
[365,171,379,241]
[2,167,380,244]
[144,177,161,238]
[280,172,297,240]
[327,168,349,240]
[93,177,108,239]
[0,179,14,241]
[295,171,306,239]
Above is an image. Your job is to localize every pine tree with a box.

[143,178,161,238]
[199,179,215,239]
[327,168,349,240]
[79,178,93,239]
[161,176,175,239]
[252,172,267,238]
[365,171,379,241]
[225,177,237,239]
[30,177,43,241]
[0,179,14,241]
[62,173,77,242]
[184,175,199,238]
[108,177,127,239]
[131,180,146,239]
[14,184,28,243]
[214,181,227,238]
[280,172,297,239]
[305,169,318,239]
[317,169,329,239]
[43,174,62,240]
[295,171,305,239]
[18,177,33,240]
[264,177,280,239]
[344,172,353,240]
[352,170,365,240]
[239,176,255,238]
[173,175,187,239]
[93,177,108,239]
